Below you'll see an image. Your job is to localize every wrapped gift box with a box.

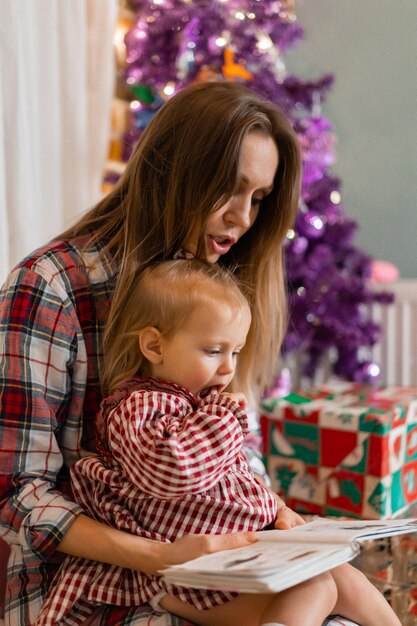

[260,384,417,519]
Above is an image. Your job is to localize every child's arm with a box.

[106,389,248,498]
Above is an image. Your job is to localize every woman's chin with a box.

[206,252,220,264]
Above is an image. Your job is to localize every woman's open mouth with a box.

[208,235,236,256]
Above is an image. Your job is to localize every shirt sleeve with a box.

[107,390,248,499]
[0,267,84,561]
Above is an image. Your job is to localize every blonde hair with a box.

[101,259,251,393]
[58,81,301,400]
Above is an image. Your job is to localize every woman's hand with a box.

[157,531,257,572]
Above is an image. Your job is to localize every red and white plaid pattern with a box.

[35,378,277,624]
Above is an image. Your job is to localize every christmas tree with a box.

[111,0,391,385]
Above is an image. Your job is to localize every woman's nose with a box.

[225,196,252,229]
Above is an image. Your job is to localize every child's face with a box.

[152,300,251,400]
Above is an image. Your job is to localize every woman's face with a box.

[183,132,279,263]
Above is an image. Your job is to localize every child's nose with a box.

[217,355,235,376]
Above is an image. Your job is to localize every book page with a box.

[162,540,357,593]
[256,517,417,545]
[167,540,339,576]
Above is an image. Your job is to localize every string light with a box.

[330,190,341,204]
[367,363,380,378]
[215,36,228,47]
[257,33,273,51]
[163,82,175,96]
[130,100,141,111]
[309,215,324,231]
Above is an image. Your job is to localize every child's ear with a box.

[138,327,163,364]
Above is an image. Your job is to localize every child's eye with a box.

[232,350,241,358]
[205,349,221,356]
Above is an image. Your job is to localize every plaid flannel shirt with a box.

[0,237,184,626]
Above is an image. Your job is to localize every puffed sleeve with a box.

[106,390,248,498]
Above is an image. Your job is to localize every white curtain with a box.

[0,0,118,283]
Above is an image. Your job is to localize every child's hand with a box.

[218,392,248,410]
[275,501,305,530]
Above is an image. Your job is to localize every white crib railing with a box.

[371,280,417,386]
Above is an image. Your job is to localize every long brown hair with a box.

[101,259,251,393]
[59,81,301,401]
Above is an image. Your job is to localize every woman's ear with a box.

[138,327,163,364]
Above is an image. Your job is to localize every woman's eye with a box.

[251,196,262,207]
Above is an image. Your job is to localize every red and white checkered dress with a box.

[35,377,277,625]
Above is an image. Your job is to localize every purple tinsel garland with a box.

[120,0,392,384]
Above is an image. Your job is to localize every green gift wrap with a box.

[260,384,417,519]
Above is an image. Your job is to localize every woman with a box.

[0,80,301,625]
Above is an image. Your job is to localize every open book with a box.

[162,517,417,594]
